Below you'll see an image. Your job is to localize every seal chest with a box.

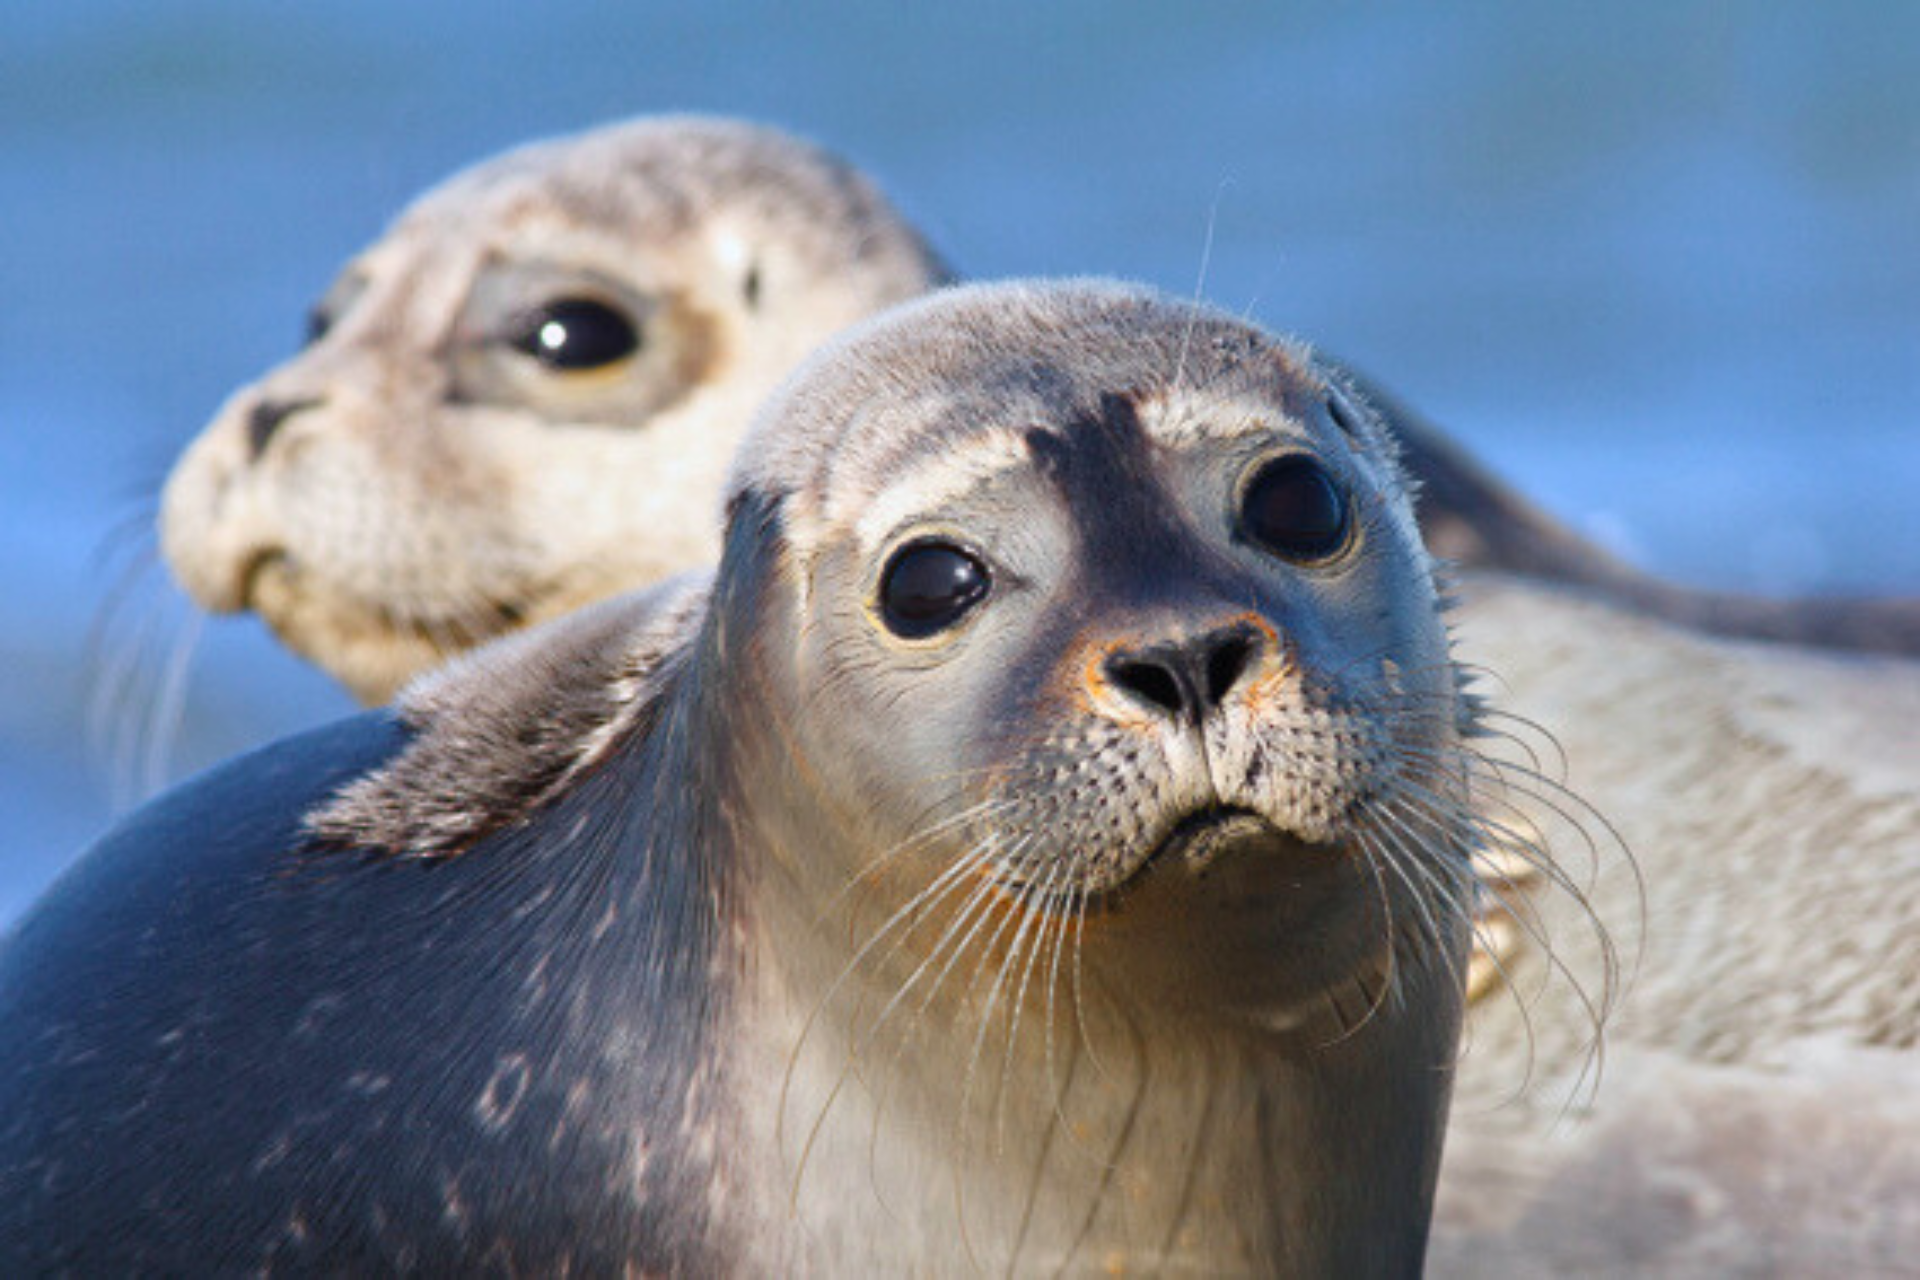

[2,280,1491,1274]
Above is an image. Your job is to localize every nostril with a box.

[1104,624,1265,724]
[1204,633,1255,707]
[247,396,324,461]
[1109,657,1187,718]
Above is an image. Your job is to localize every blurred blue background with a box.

[3,2,1916,923]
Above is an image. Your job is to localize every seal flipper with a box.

[306,572,711,860]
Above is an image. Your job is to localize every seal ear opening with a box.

[713,486,796,628]
[721,486,785,555]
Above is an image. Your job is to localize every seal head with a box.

[161,116,948,701]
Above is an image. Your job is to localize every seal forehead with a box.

[400,115,910,251]
[742,279,1335,548]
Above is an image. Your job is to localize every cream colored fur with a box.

[161,117,946,702]
[1430,574,1920,1273]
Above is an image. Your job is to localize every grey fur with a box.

[305,574,710,858]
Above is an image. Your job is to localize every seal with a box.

[2,280,1500,1272]
[1429,574,1920,1274]
[160,119,1920,711]
[1358,381,1920,656]
[160,115,950,703]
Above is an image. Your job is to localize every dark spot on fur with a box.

[743,263,761,310]
[1022,425,1069,477]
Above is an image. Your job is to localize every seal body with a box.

[9,281,1485,1272]
[1428,575,1920,1275]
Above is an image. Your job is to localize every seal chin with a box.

[244,552,533,703]
[1080,804,1337,908]
[1150,805,1290,876]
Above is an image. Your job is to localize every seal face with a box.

[160,116,949,702]
[7,280,1493,1273]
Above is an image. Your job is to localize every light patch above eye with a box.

[1134,388,1314,453]
[846,427,1035,553]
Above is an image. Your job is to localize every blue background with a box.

[3,2,1917,922]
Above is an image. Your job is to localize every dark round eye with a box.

[1240,456,1351,563]
[507,297,641,370]
[879,541,990,639]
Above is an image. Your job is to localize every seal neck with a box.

[698,688,1459,1274]
[685,500,1462,1272]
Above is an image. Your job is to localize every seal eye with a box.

[1240,456,1351,563]
[507,297,642,371]
[879,540,990,639]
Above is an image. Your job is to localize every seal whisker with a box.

[1066,871,1117,1088]
[1386,729,1625,1017]
[990,858,1071,1152]
[1317,831,1406,1045]
[1362,800,1476,996]
[1384,759,1621,1101]
[929,858,1041,1274]
[852,859,1013,1214]
[1473,751,1637,927]
[1039,865,1082,1145]
[827,793,1015,922]
[1384,727,1621,935]
[138,608,203,802]
[1361,804,1460,969]
[790,842,1010,1215]
[84,546,201,807]
[850,842,1040,1220]
[780,839,994,1164]
[1169,178,1229,392]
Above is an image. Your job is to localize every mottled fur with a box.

[1429,575,1920,1274]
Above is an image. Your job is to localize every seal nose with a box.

[1104,621,1263,725]
[247,395,325,461]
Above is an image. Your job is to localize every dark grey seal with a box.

[4,280,1501,1273]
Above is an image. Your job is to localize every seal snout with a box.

[1096,616,1273,727]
